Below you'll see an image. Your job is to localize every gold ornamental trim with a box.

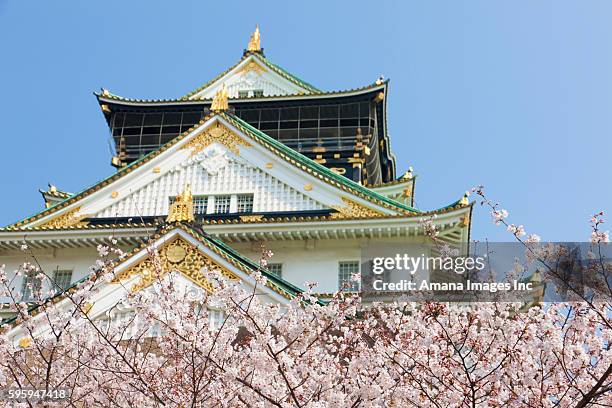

[403,183,414,199]
[460,213,471,227]
[39,206,88,228]
[167,184,195,223]
[112,236,238,293]
[239,214,264,222]
[330,198,384,219]
[238,60,266,76]
[18,337,32,348]
[181,122,251,157]
[210,83,229,112]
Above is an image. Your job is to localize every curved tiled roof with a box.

[3,111,416,230]
[96,80,386,105]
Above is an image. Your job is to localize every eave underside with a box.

[0,209,471,251]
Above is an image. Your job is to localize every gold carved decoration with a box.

[238,60,265,76]
[239,214,264,222]
[330,198,384,219]
[39,206,88,228]
[166,245,187,263]
[112,237,238,293]
[403,183,414,198]
[460,213,471,227]
[167,184,195,223]
[265,162,273,169]
[304,183,313,191]
[247,25,261,52]
[181,122,251,156]
[210,83,229,112]
[18,337,32,348]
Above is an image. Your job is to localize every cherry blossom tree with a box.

[0,194,609,407]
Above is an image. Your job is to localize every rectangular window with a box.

[21,272,42,301]
[209,309,226,331]
[238,90,249,98]
[236,194,254,213]
[193,196,208,215]
[52,270,72,293]
[214,195,231,214]
[267,263,283,278]
[338,261,360,292]
[170,194,254,215]
[252,89,264,98]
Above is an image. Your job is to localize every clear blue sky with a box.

[0,1,610,241]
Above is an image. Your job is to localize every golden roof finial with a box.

[210,83,229,112]
[247,25,261,52]
[167,184,194,223]
[459,191,470,206]
[401,166,413,180]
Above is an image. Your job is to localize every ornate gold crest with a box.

[167,184,195,223]
[238,60,266,76]
[112,237,237,293]
[181,122,251,156]
[166,245,187,263]
[39,206,88,228]
[330,198,384,219]
[210,84,229,112]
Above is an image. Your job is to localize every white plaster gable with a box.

[95,142,326,218]
[25,115,398,229]
[188,55,311,100]
[4,227,293,343]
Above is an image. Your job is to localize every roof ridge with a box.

[97,79,386,105]
[254,54,320,93]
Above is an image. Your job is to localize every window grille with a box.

[52,270,72,293]
[193,196,208,215]
[338,261,360,292]
[214,195,231,214]
[267,263,283,278]
[21,272,42,301]
[236,194,254,213]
